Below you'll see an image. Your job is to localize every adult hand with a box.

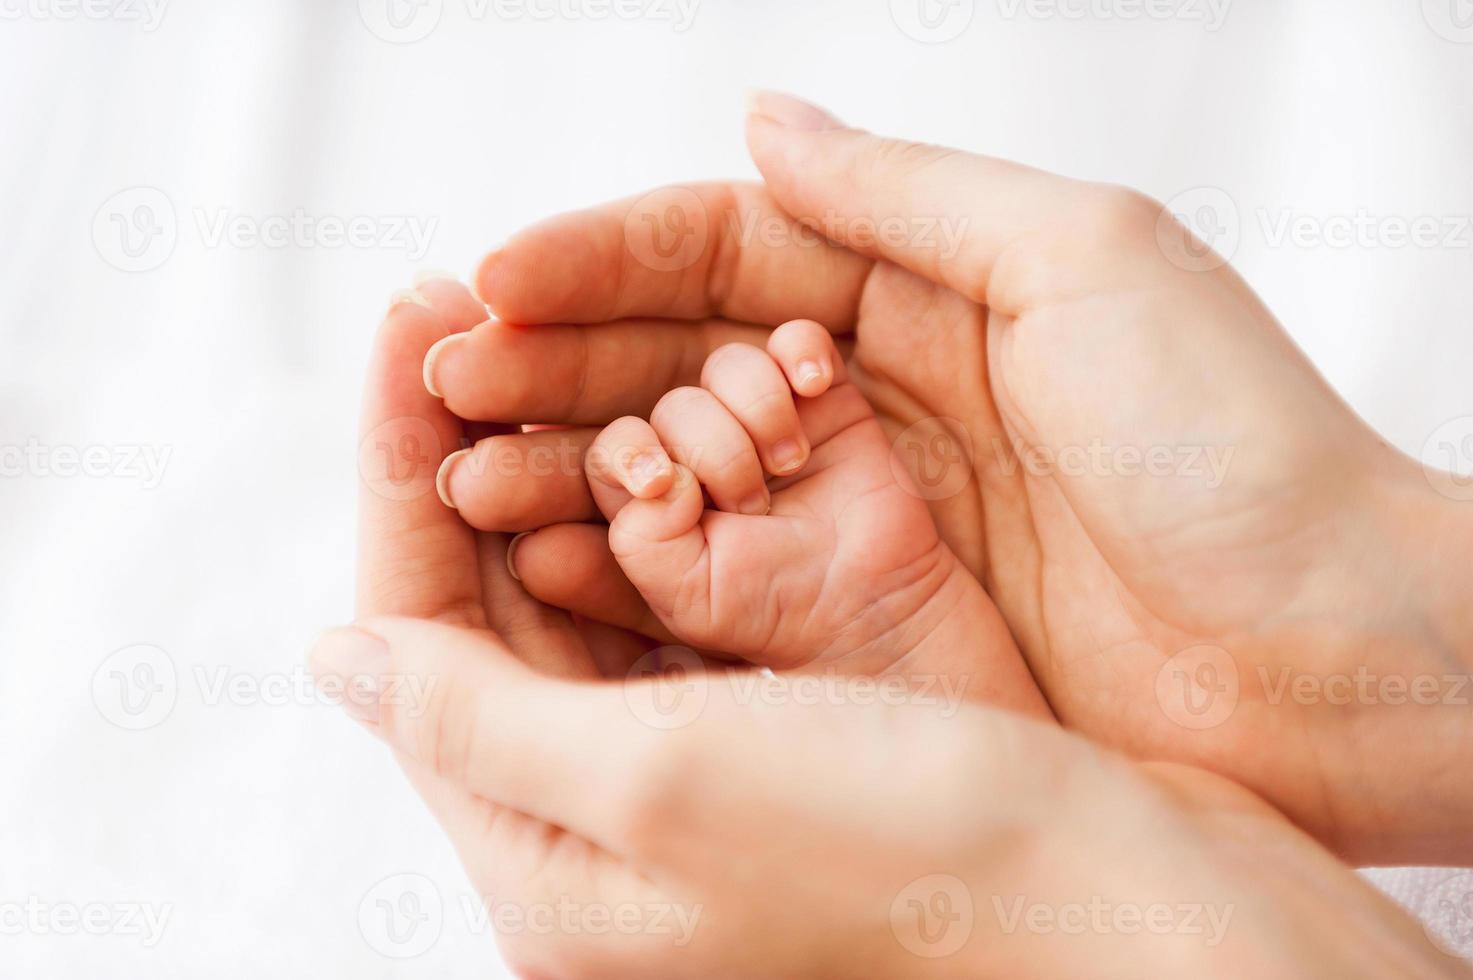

[310,618,1461,978]
[422,93,1473,865]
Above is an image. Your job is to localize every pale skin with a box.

[315,276,1468,977]
[426,91,1473,867]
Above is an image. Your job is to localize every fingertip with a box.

[471,246,504,314]
[768,318,840,397]
[626,449,675,499]
[792,358,831,398]
[436,447,472,509]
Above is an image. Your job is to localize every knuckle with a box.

[651,385,709,425]
[854,138,962,190]
[392,662,480,785]
[605,731,696,856]
[1077,185,1161,248]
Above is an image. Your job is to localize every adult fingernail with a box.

[389,288,433,314]
[627,451,672,495]
[744,90,845,131]
[739,491,770,517]
[309,627,390,725]
[436,448,472,509]
[470,245,505,308]
[505,531,532,583]
[770,438,807,475]
[422,332,463,399]
[795,359,825,390]
[412,268,457,287]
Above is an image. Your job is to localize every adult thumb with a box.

[744,91,1105,308]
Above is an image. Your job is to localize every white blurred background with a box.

[3,0,1472,975]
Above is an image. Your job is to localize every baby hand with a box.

[586,320,1047,714]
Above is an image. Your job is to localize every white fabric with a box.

[3,2,1470,975]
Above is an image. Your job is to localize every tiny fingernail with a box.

[422,332,464,399]
[505,531,531,583]
[739,491,771,517]
[744,90,845,131]
[627,451,671,495]
[412,268,457,287]
[389,288,433,314]
[771,439,807,475]
[309,627,390,725]
[795,359,825,390]
[436,448,472,509]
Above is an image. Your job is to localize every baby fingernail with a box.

[771,439,807,475]
[795,359,825,389]
[739,491,770,516]
[627,451,671,494]
[309,627,390,725]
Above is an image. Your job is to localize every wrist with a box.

[1314,457,1473,862]
[879,553,1053,719]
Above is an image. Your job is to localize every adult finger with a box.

[473,182,873,329]
[426,316,771,425]
[508,523,680,644]
[308,616,714,860]
[437,427,603,531]
[744,91,1162,316]
[356,293,482,624]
